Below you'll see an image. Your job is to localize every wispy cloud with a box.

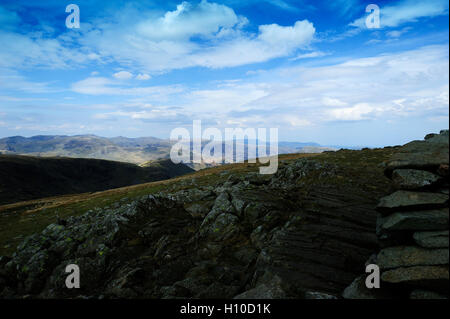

[83,45,448,134]
[179,45,449,128]
[0,6,20,28]
[290,51,328,61]
[0,69,56,93]
[71,77,184,99]
[350,0,449,28]
[329,0,361,17]
[263,0,301,12]
[386,27,412,38]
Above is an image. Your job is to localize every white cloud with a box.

[190,20,315,68]
[350,0,449,29]
[0,1,315,72]
[136,1,238,40]
[76,1,314,71]
[136,73,151,80]
[113,71,133,79]
[328,103,374,121]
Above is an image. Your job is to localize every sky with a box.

[0,0,448,147]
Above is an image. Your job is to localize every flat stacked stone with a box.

[344,130,449,299]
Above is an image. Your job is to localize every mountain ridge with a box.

[0,134,338,165]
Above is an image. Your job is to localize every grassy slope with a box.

[0,148,397,256]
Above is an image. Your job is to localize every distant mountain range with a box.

[0,135,338,166]
[0,135,172,164]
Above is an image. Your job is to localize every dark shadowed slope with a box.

[0,155,193,205]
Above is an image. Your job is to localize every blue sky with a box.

[0,0,448,146]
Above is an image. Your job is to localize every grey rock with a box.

[379,209,449,231]
[199,191,238,239]
[233,283,287,299]
[233,247,258,267]
[199,209,241,242]
[377,246,449,269]
[173,277,208,296]
[184,202,213,218]
[211,191,235,214]
[427,130,449,144]
[196,282,241,299]
[105,268,145,298]
[377,191,448,214]
[424,133,438,140]
[342,275,394,299]
[365,254,378,267]
[391,169,441,190]
[250,225,273,250]
[410,289,448,299]
[413,231,449,248]
[304,291,338,299]
[381,265,449,289]
[436,187,449,195]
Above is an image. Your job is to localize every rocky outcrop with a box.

[344,130,449,299]
[0,150,392,299]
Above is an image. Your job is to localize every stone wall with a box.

[344,130,449,299]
